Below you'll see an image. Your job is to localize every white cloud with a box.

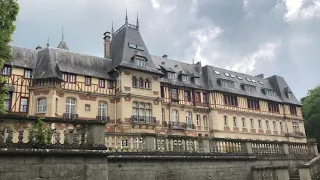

[151,0,160,9]
[229,42,279,73]
[284,0,320,21]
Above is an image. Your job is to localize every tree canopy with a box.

[302,85,320,143]
[0,0,19,114]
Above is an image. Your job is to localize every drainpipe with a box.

[113,69,121,126]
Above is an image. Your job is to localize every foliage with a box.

[0,0,19,114]
[32,117,53,148]
[301,85,320,144]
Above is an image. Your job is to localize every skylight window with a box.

[224,73,230,77]
[246,78,252,82]
[251,79,256,83]
[230,74,236,78]
[237,76,243,80]
[137,45,144,51]
[128,43,137,49]
[258,81,264,85]
[214,71,220,75]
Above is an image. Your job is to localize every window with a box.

[280,122,284,131]
[134,57,146,67]
[182,75,187,81]
[220,79,234,88]
[85,104,90,111]
[223,94,238,106]
[184,91,191,102]
[203,116,208,126]
[138,78,143,88]
[287,92,293,99]
[2,66,11,75]
[69,74,76,83]
[195,92,201,103]
[203,92,208,103]
[171,88,178,100]
[196,115,201,126]
[258,81,264,85]
[237,76,243,80]
[214,71,220,75]
[224,73,230,77]
[62,73,68,81]
[250,119,254,129]
[4,93,12,111]
[160,86,164,98]
[99,79,105,88]
[37,99,46,113]
[230,74,236,78]
[107,80,114,89]
[161,108,165,121]
[98,102,107,120]
[246,78,252,82]
[24,69,31,78]
[186,111,192,125]
[171,109,179,122]
[292,121,300,133]
[128,42,137,49]
[265,89,277,97]
[266,121,270,130]
[20,97,28,112]
[268,102,280,113]
[145,79,150,89]
[85,77,91,86]
[137,45,144,51]
[132,77,137,87]
[258,120,262,129]
[244,84,256,93]
[132,102,152,122]
[242,118,246,128]
[66,97,76,114]
[273,121,277,131]
[224,116,228,126]
[247,98,260,110]
[168,72,175,80]
[233,117,237,127]
[194,77,200,85]
[289,105,297,115]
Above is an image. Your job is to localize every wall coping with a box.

[252,166,289,170]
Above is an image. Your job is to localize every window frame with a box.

[37,98,47,113]
[85,76,91,86]
[182,75,187,82]
[132,76,137,87]
[223,94,238,106]
[69,74,76,83]
[250,119,254,129]
[62,73,68,82]
[247,98,260,110]
[4,92,12,112]
[138,78,143,88]
[99,79,105,88]
[194,77,200,85]
[184,90,191,102]
[266,120,270,130]
[168,72,175,80]
[224,116,228,126]
[289,105,297,115]
[273,121,277,131]
[98,101,108,118]
[242,118,246,128]
[66,97,76,114]
[196,115,201,126]
[292,121,300,133]
[171,88,178,100]
[186,111,192,125]
[24,69,32,79]
[203,115,208,127]
[268,102,280,113]
[144,79,150,89]
[1,65,12,76]
[171,109,179,122]
[20,97,28,113]
[258,120,262,129]
[233,117,237,127]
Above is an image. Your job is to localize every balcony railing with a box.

[285,132,305,138]
[63,113,78,120]
[194,102,209,107]
[162,120,168,127]
[169,121,187,130]
[131,115,156,124]
[96,116,110,122]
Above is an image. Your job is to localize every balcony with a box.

[285,132,306,138]
[169,121,187,130]
[194,102,209,108]
[162,120,168,127]
[96,116,110,122]
[63,113,78,120]
[131,115,157,128]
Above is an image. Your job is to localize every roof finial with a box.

[111,22,114,36]
[62,26,64,40]
[192,58,195,64]
[47,38,50,47]
[125,9,128,24]
[136,13,139,31]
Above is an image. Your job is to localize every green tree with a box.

[301,85,320,143]
[0,0,19,114]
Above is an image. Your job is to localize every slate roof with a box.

[110,24,162,75]
[152,55,301,105]
[9,46,37,69]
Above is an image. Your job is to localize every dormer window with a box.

[128,42,137,49]
[182,75,188,82]
[168,72,175,80]
[220,79,234,89]
[243,84,256,93]
[134,56,146,67]
[137,45,144,51]
[264,89,277,97]
[288,92,293,99]
[194,77,200,85]
[285,87,293,99]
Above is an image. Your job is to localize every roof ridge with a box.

[46,47,112,61]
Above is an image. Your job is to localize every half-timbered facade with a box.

[1,15,306,142]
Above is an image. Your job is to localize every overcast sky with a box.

[13,0,320,99]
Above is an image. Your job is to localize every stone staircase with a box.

[290,170,300,180]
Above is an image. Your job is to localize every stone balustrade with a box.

[0,115,318,158]
[252,166,290,180]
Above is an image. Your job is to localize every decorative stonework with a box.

[34,89,50,96]
[251,129,256,133]
[124,86,131,91]
[152,77,158,81]
[273,131,278,135]
[224,126,230,132]
[124,71,131,75]
[242,128,248,132]
[56,91,64,97]
[79,94,97,101]
[153,91,159,95]
[233,127,239,132]
[259,130,264,134]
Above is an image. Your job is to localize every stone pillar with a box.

[282,143,289,155]
[299,167,311,180]
[145,135,156,151]
[252,170,258,180]
[201,138,210,153]
[245,141,253,154]
[312,143,318,156]
[89,123,107,149]
[275,168,290,180]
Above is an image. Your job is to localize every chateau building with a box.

[2,15,306,142]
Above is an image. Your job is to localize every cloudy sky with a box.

[13,0,320,99]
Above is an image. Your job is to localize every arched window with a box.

[98,102,108,120]
[37,98,47,113]
[138,78,143,88]
[66,97,76,114]
[145,79,150,89]
[132,76,137,87]
[171,109,179,122]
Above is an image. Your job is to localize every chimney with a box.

[196,61,202,74]
[103,31,111,58]
[162,54,168,58]
[36,45,42,50]
[255,74,264,78]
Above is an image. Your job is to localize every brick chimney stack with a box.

[103,32,111,58]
